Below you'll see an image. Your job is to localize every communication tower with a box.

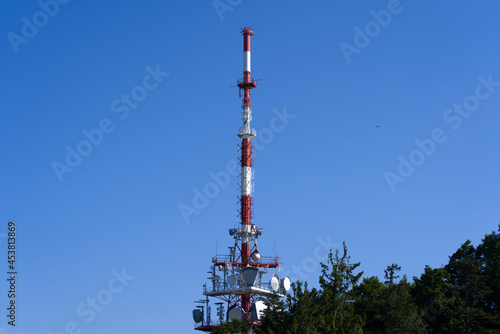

[192,27,290,333]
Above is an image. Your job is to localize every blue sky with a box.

[2,0,500,333]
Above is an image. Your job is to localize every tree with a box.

[211,318,249,334]
[316,242,364,333]
[412,265,463,333]
[286,281,323,333]
[354,276,385,333]
[355,265,424,333]
[251,232,500,333]
[477,224,500,317]
[259,242,364,333]
[257,292,289,334]
[384,263,401,286]
[382,269,424,333]
[445,240,498,333]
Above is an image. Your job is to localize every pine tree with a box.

[211,318,249,334]
[354,276,385,333]
[412,265,463,333]
[257,292,289,334]
[476,224,500,318]
[356,265,424,333]
[317,242,364,333]
[445,240,498,333]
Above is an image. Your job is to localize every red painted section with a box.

[241,27,253,51]
[241,240,250,265]
[244,34,251,51]
[241,195,252,225]
[244,71,251,84]
[242,293,251,320]
[241,139,252,167]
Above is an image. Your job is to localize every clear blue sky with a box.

[2,0,500,333]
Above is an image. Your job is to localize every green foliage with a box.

[354,276,385,332]
[412,266,463,333]
[317,242,364,333]
[382,275,425,333]
[287,281,323,333]
[250,227,500,333]
[410,228,500,333]
[257,292,289,334]
[477,224,500,316]
[211,318,249,334]
[444,239,499,333]
[384,263,401,286]
[355,268,425,333]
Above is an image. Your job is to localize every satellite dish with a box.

[192,309,203,323]
[251,250,261,262]
[215,281,221,288]
[213,275,220,281]
[227,275,237,286]
[250,298,267,320]
[227,305,244,320]
[242,267,259,286]
[280,277,291,292]
[270,275,279,291]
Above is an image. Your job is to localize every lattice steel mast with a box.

[193,27,289,333]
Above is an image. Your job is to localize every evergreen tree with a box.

[476,224,500,317]
[412,265,464,333]
[257,292,289,334]
[384,264,401,286]
[211,318,249,334]
[445,240,498,333]
[356,265,424,333]
[317,242,364,333]
[354,276,385,333]
[382,270,424,333]
[237,231,500,333]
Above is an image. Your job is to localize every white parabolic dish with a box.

[281,276,291,292]
[270,275,279,291]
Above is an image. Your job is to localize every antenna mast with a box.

[237,27,257,315]
[193,27,289,333]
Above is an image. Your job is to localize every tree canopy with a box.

[212,225,500,333]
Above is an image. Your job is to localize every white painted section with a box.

[237,107,256,138]
[242,106,252,123]
[241,106,252,134]
[241,167,253,196]
[244,51,251,72]
[241,224,251,242]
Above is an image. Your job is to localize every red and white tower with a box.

[193,28,290,333]
[237,26,258,321]
[237,27,257,270]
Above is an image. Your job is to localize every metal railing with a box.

[237,127,257,137]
